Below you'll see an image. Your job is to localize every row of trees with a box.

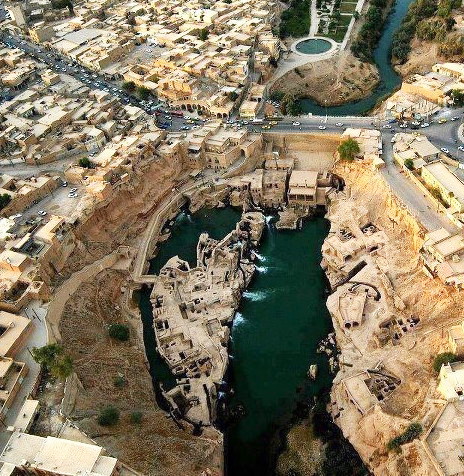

[0,193,11,211]
[391,0,461,63]
[122,81,152,100]
[350,0,390,62]
[279,0,311,39]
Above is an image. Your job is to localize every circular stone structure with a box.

[295,38,332,55]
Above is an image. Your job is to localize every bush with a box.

[122,81,136,92]
[98,406,120,426]
[404,158,414,170]
[114,376,126,388]
[136,86,151,100]
[433,352,457,372]
[0,193,11,210]
[108,323,130,341]
[130,411,143,424]
[78,157,93,169]
[387,422,423,451]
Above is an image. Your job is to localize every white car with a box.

[9,214,22,220]
[68,192,77,198]
[399,123,408,128]
[441,147,450,154]
[458,146,464,152]
[421,122,430,128]
[38,210,47,216]
[318,125,326,130]
[383,124,392,129]
[335,122,344,127]
[292,121,300,126]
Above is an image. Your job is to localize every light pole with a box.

[324,99,328,124]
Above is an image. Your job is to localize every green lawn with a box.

[338,14,353,26]
[340,2,357,13]
[320,26,349,42]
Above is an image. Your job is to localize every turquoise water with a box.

[296,38,332,54]
[137,207,333,474]
[300,0,415,116]
[225,217,332,475]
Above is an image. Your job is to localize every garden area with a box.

[317,0,357,43]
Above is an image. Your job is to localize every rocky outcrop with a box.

[322,162,464,475]
[150,212,265,426]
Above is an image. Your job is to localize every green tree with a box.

[122,81,136,92]
[51,354,73,380]
[0,193,11,210]
[450,88,464,106]
[31,344,73,381]
[31,344,63,368]
[78,157,93,168]
[228,91,239,101]
[98,406,120,426]
[404,158,414,170]
[338,138,361,161]
[198,28,209,41]
[136,86,150,100]
[433,352,457,372]
[269,91,285,102]
[130,411,143,424]
[108,323,130,341]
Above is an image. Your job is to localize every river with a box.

[137,208,334,474]
[300,0,415,116]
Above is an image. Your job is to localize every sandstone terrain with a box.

[323,161,464,475]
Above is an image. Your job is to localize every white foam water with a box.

[242,290,269,301]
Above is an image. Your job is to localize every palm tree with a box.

[338,138,360,161]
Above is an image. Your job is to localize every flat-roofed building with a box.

[421,161,464,212]
[0,311,31,358]
[0,432,120,476]
[438,361,464,401]
[287,170,318,208]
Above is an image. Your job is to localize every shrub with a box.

[404,158,414,170]
[387,422,423,450]
[433,352,457,372]
[136,86,151,100]
[0,193,11,210]
[114,376,126,388]
[130,411,143,424]
[98,406,120,426]
[122,81,136,92]
[78,157,93,169]
[108,323,130,341]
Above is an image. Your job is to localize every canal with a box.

[300,0,415,116]
[137,208,333,474]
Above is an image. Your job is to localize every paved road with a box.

[381,141,458,232]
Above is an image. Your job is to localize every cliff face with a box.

[322,162,464,475]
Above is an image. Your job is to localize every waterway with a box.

[137,207,334,475]
[300,0,415,116]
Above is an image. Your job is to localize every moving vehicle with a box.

[441,147,450,154]
[292,121,300,126]
[318,125,326,130]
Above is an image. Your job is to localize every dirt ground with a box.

[394,39,442,77]
[272,50,380,107]
[57,269,222,476]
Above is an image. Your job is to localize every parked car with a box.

[38,210,47,216]
[441,147,450,154]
